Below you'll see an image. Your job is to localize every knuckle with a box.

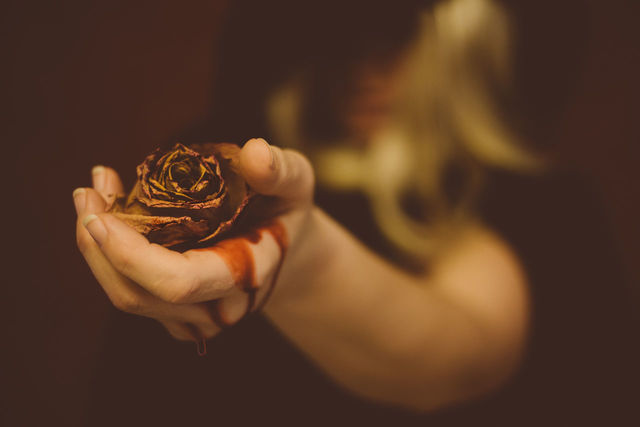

[166,328,190,341]
[197,318,220,340]
[114,252,132,272]
[203,329,218,340]
[297,153,315,190]
[298,157,315,197]
[169,331,191,342]
[111,293,142,314]
[284,150,315,199]
[162,274,198,304]
[147,254,200,303]
[198,269,230,295]
[76,232,93,253]
[110,250,133,275]
[217,280,234,294]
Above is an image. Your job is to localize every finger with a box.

[92,165,125,207]
[182,220,289,306]
[78,218,220,322]
[75,187,108,264]
[189,309,222,339]
[81,210,235,303]
[76,207,146,315]
[80,203,287,306]
[74,189,224,325]
[206,274,279,326]
[75,188,115,304]
[73,185,107,218]
[160,320,199,342]
[239,138,314,204]
[160,320,220,357]
[79,219,225,326]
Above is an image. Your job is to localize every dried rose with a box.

[108,142,252,249]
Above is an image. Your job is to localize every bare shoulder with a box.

[428,223,530,359]
[429,224,528,295]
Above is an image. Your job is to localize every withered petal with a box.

[197,186,253,244]
[111,212,211,248]
[136,144,227,209]
[109,142,254,249]
[136,143,226,209]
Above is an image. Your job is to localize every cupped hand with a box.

[73,139,314,348]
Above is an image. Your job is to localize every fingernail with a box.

[257,138,276,170]
[83,214,108,246]
[92,165,106,192]
[72,188,86,214]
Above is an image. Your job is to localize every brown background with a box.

[3,1,639,425]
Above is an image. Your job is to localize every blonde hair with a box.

[267,0,541,260]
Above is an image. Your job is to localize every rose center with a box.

[171,163,197,189]
[146,145,225,203]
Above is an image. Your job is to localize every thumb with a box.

[239,138,314,204]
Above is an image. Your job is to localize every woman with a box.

[75,0,636,425]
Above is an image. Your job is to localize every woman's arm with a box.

[74,138,529,412]
[266,208,529,411]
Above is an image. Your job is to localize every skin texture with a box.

[74,138,529,411]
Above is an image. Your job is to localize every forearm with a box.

[264,208,524,410]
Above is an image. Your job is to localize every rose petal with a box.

[109,142,254,249]
[136,143,226,209]
[197,185,253,244]
[111,212,211,248]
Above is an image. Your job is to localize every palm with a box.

[74,139,313,352]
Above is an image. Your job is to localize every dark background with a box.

[3,1,639,425]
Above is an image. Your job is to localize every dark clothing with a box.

[86,170,638,426]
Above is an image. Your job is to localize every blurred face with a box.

[340,51,410,145]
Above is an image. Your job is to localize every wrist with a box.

[263,207,337,316]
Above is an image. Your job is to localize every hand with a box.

[73,139,314,349]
